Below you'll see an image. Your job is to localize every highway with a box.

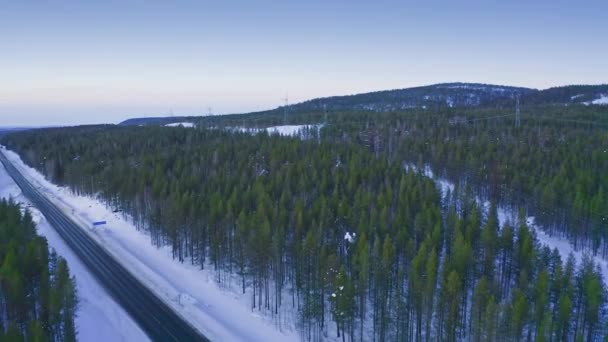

[0,151,208,342]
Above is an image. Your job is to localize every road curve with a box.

[0,151,209,342]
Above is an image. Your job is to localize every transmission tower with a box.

[515,94,521,128]
[282,95,289,124]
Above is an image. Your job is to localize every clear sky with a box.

[1,1,607,126]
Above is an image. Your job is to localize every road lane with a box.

[0,152,208,342]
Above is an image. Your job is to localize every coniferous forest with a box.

[0,199,78,341]
[1,104,607,341]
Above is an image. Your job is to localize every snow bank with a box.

[165,122,195,128]
[2,148,300,342]
[0,162,148,342]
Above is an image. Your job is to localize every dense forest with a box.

[199,103,608,257]
[0,199,78,341]
[312,105,608,258]
[2,111,606,341]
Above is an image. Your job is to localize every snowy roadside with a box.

[0,161,149,342]
[2,148,301,342]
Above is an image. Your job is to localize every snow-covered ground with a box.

[165,122,196,128]
[0,161,149,342]
[583,94,608,105]
[405,162,608,283]
[1,148,300,342]
[591,94,608,105]
[225,124,323,137]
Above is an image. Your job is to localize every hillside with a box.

[293,83,608,112]
[119,116,199,126]
[118,82,608,126]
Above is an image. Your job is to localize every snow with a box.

[570,94,584,100]
[165,122,195,128]
[344,232,356,243]
[265,125,318,136]
[1,148,300,342]
[591,94,608,105]
[0,161,148,342]
[408,162,608,284]
[529,217,608,279]
[404,163,454,196]
[225,124,323,137]
[583,94,608,105]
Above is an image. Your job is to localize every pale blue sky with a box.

[1,1,607,125]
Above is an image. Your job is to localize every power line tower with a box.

[208,107,213,116]
[282,95,289,124]
[515,94,521,128]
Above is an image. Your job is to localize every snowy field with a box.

[165,122,196,128]
[1,148,301,342]
[405,163,608,283]
[583,94,608,105]
[0,161,149,342]
[225,124,323,137]
[6,141,605,341]
[591,94,608,105]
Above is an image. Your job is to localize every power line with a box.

[282,94,289,124]
[515,94,521,128]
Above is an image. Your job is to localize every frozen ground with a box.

[0,161,148,342]
[2,148,300,342]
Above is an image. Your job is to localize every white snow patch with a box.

[410,162,608,284]
[583,94,608,105]
[570,94,584,100]
[225,124,323,137]
[404,163,454,197]
[592,94,608,105]
[344,232,356,243]
[2,148,300,342]
[0,161,148,342]
[165,122,195,128]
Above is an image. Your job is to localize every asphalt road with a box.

[0,151,209,342]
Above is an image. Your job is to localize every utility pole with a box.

[515,94,521,128]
